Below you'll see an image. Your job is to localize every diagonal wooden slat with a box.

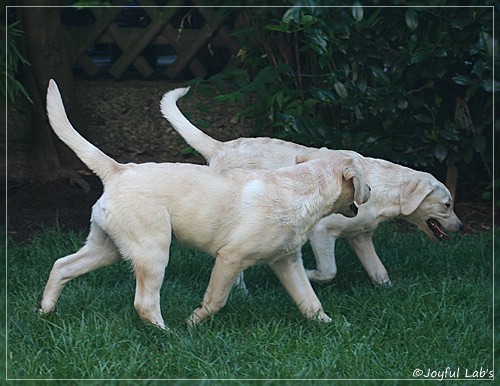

[161,23,208,78]
[109,1,184,78]
[106,23,155,78]
[165,6,234,79]
[63,29,99,76]
[60,4,240,79]
[63,5,130,76]
[74,5,125,63]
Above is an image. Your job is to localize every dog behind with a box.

[161,87,463,286]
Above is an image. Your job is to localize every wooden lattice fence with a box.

[60,2,239,80]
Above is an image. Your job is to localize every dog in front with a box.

[38,80,370,329]
[161,87,463,286]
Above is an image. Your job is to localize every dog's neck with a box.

[275,162,341,231]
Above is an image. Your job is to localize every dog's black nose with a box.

[350,203,358,216]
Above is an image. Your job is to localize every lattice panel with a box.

[61,1,239,79]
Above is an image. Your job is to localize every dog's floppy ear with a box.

[400,177,434,215]
[341,157,370,205]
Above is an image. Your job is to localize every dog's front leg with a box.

[187,253,243,327]
[270,252,332,323]
[347,232,391,285]
[307,221,339,283]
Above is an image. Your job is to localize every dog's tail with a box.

[160,87,222,162]
[46,79,120,182]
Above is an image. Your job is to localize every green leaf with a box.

[405,9,419,31]
[434,144,448,162]
[356,77,367,93]
[334,21,350,39]
[433,47,448,57]
[410,47,432,64]
[465,84,479,101]
[452,75,473,86]
[450,16,470,29]
[265,23,290,33]
[302,15,315,25]
[370,67,390,86]
[440,127,459,141]
[282,7,302,24]
[414,114,433,123]
[481,80,493,92]
[398,99,409,110]
[312,89,336,102]
[352,5,363,22]
[471,59,485,77]
[309,29,329,55]
[303,98,319,109]
[334,81,348,99]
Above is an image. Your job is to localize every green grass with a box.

[5,223,493,382]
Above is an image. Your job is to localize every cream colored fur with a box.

[161,87,463,286]
[39,80,370,329]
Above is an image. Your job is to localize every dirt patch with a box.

[5,79,493,243]
[7,79,258,181]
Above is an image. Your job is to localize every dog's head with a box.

[298,152,371,218]
[400,173,463,241]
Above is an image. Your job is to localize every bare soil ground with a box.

[5,79,493,242]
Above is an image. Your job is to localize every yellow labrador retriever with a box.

[161,87,463,286]
[39,80,370,329]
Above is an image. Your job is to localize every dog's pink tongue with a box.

[430,219,450,241]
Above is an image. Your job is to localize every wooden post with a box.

[445,164,459,208]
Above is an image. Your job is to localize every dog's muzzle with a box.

[426,219,451,241]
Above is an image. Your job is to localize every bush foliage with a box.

[194,5,494,182]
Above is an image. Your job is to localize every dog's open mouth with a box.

[427,219,450,241]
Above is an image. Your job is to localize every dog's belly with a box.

[172,216,305,266]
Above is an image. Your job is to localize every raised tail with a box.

[46,79,120,182]
[160,87,222,162]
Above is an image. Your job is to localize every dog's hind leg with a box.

[38,223,121,314]
[270,251,332,323]
[130,233,171,330]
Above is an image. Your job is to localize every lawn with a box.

[5,223,493,382]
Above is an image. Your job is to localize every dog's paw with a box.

[186,308,204,328]
[371,274,392,287]
[316,312,332,323]
[306,309,332,323]
[34,304,44,315]
[36,299,55,315]
[148,320,170,331]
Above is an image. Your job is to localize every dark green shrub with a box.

[193,5,494,185]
